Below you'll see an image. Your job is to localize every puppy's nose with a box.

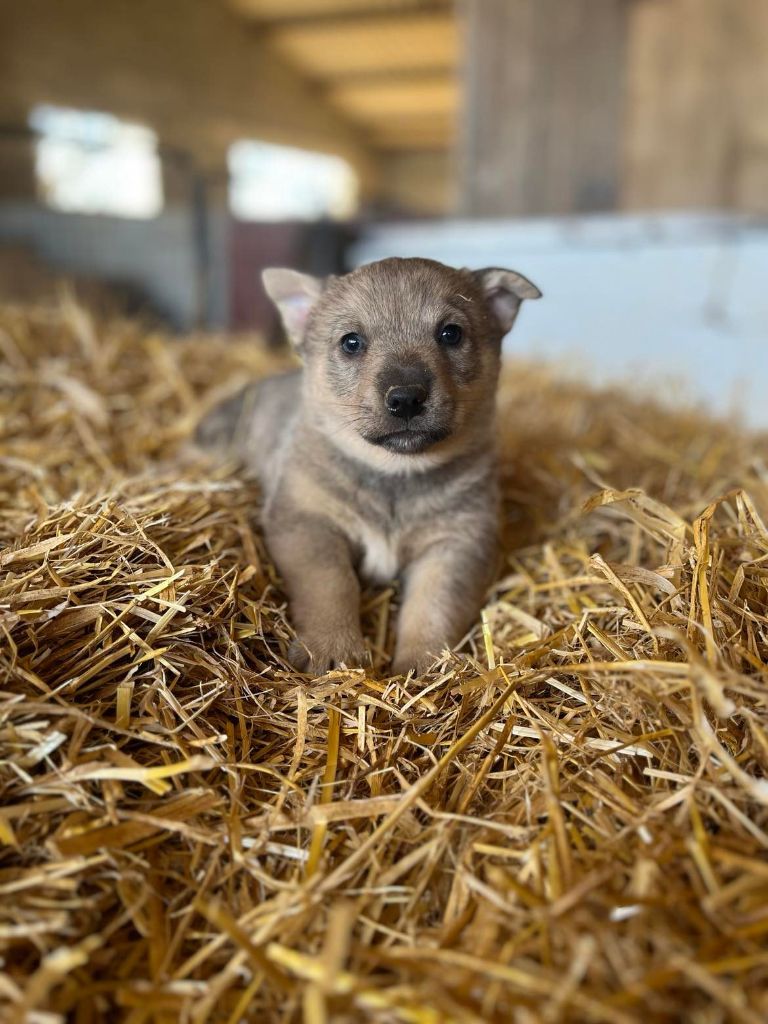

[385,384,428,420]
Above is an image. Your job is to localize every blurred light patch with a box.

[228,140,357,221]
[29,105,163,219]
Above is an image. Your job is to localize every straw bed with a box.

[2,299,768,1023]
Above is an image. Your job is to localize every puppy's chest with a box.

[356,521,401,584]
[347,465,480,584]
[351,484,435,585]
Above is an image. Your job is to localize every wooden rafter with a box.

[230,0,451,23]
[225,0,459,152]
[268,12,458,79]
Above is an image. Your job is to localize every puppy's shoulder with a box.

[196,369,302,453]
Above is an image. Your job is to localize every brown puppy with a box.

[198,257,540,674]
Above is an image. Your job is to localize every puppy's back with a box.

[196,369,302,486]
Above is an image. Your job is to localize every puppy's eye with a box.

[437,323,463,346]
[340,332,364,355]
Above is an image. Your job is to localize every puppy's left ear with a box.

[262,267,325,350]
[475,267,542,335]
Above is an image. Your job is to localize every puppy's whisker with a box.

[319,416,372,442]
[323,401,369,411]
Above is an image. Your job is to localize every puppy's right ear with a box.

[262,268,324,350]
[474,267,542,336]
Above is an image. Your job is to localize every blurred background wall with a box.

[0,0,766,417]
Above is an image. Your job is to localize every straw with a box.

[2,299,768,1022]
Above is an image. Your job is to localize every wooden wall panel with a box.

[376,151,456,215]
[623,0,768,213]
[461,0,628,216]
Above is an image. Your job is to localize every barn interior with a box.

[2,0,767,413]
[3,4,768,1023]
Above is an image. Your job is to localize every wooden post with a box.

[460,0,629,217]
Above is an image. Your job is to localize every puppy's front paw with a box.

[391,644,441,678]
[288,629,367,676]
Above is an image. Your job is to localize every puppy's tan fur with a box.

[198,257,540,674]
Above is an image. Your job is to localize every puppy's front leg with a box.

[267,519,366,675]
[392,536,495,676]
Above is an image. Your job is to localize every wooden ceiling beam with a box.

[292,63,457,86]
[224,0,458,154]
[328,74,457,120]
[267,12,458,79]
[229,0,450,25]
[367,114,456,150]
[373,137,454,152]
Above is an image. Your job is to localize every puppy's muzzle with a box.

[385,384,428,420]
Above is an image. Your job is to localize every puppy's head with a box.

[263,257,540,466]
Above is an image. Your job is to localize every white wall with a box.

[351,212,768,427]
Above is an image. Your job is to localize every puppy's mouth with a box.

[363,426,451,454]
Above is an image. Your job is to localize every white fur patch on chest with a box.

[358,523,399,584]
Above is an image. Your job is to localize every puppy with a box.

[198,257,540,675]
